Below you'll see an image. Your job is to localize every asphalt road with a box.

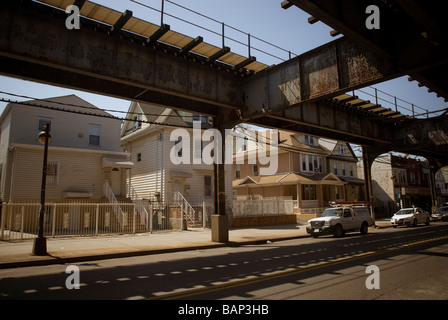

[1,222,447,302]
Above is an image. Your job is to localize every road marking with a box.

[144,234,448,300]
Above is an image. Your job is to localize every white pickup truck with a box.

[306,205,373,238]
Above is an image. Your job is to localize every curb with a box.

[0,234,311,269]
[0,224,392,269]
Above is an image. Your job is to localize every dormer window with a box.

[304,135,316,146]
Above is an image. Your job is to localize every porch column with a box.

[296,183,300,213]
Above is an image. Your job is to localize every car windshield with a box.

[435,207,448,213]
[395,209,415,215]
[322,208,343,217]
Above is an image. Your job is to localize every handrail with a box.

[173,191,195,223]
[104,181,125,227]
[129,183,149,225]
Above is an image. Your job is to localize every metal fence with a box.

[0,201,211,241]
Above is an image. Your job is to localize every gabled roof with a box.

[1,94,116,124]
[319,138,358,162]
[121,101,212,137]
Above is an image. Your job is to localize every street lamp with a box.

[32,123,51,256]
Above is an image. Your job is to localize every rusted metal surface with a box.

[0,1,242,117]
[242,36,390,121]
[284,0,448,102]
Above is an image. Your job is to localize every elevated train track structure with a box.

[0,0,447,240]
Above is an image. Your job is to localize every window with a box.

[253,163,258,176]
[350,164,354,177]
[132,114,142,131]
[343,209,352,218]
[235,164,241,179]
[304,135,316,146]
[339,144,347,154]
[46,161,58,186]
[335,186,343,199]
[302,184,317,200]
[175,136,183,157]
[301,154,323,173]
[137,153,142,162]
[242,138,247,152]
[89,125,101,146]
[342,163,346,176]
[334,162,338,175]
[410,172,416,184]
[204,176,212,197]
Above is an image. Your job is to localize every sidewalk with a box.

[0,220,391,269]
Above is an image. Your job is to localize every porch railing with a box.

[173,191,196,226]
[104,181,125,227]
[129,183,149,226]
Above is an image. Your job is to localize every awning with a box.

[102,157,134,169]
[170,170,193,178]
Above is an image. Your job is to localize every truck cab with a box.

[306,202,373,238]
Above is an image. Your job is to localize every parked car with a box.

[390,207,430,227]
[306,205,373,238]
[431,206,448,222]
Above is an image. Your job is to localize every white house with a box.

[120,101,233,216]
[0,95,132,202]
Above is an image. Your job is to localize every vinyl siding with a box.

[9,147,113,201]
[127,130,166,202]
[123,127,233,213]
[8,96,121,151]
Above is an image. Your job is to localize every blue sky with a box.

[0,0,446,119]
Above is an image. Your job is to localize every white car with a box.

[306,205,373,238]
[391,207,430,227]
[431,206,448,222]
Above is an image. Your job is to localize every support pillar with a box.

[428,160,440,214]
[362,146,375,224]
[211,122,229,243]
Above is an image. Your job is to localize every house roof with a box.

[0,94,117,124]
[121,101,213,137]
[233,172,344,188]
[278,130,329,155]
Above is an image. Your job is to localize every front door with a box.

[111,168,122,197]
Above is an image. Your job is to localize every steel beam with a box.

[0,1,242,117]
[284,0,448,102]
[243,36,391,120]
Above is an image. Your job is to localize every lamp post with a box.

[32,123,51,256]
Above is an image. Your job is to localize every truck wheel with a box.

[312,233,319,238]
[360,222,368,235]
[333,224,344,238]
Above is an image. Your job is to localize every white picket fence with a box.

[233,199,295,217]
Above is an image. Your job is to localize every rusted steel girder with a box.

[0,1,242,118]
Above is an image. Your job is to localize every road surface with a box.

[1,223,447,302]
